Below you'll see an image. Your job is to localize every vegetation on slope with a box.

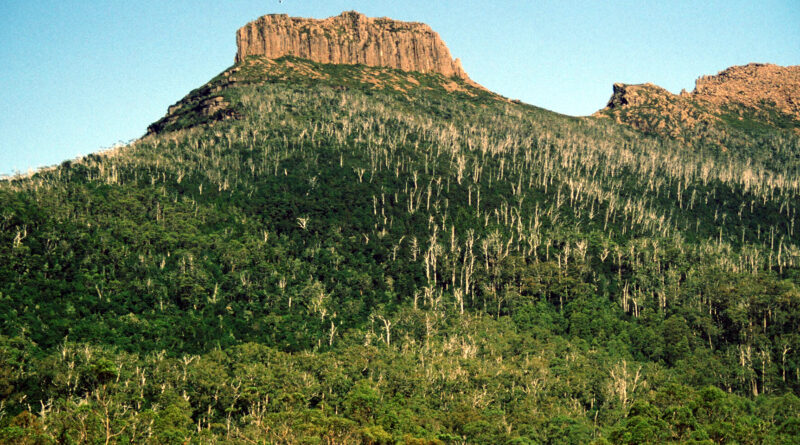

[1,57,799,443]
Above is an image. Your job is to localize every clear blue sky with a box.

[2,0,799,175]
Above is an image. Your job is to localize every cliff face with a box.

[235,11,470,80]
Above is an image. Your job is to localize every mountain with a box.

[2,11,799,445]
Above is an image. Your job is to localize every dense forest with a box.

[1,56,799,444]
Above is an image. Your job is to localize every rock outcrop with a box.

[598,63,800,143]
[605,64,800,117]
[691,63,800,118]
[605,82,672,109]
[235,11,470,80]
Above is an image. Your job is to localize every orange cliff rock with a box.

[235,11,471,81]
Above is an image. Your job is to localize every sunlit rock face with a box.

[235,11,470,80]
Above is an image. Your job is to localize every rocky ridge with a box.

[235,11,470,81]
[691,63,800,117]
[599,63,800,142]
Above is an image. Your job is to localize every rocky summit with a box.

[235,11,470,81]
[691,63,800,118]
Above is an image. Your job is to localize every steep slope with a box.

[2,14,800,445]
[147,54,495,135]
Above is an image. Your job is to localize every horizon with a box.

[2,0,799,176]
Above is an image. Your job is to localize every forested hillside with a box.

[1,56,799,444]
